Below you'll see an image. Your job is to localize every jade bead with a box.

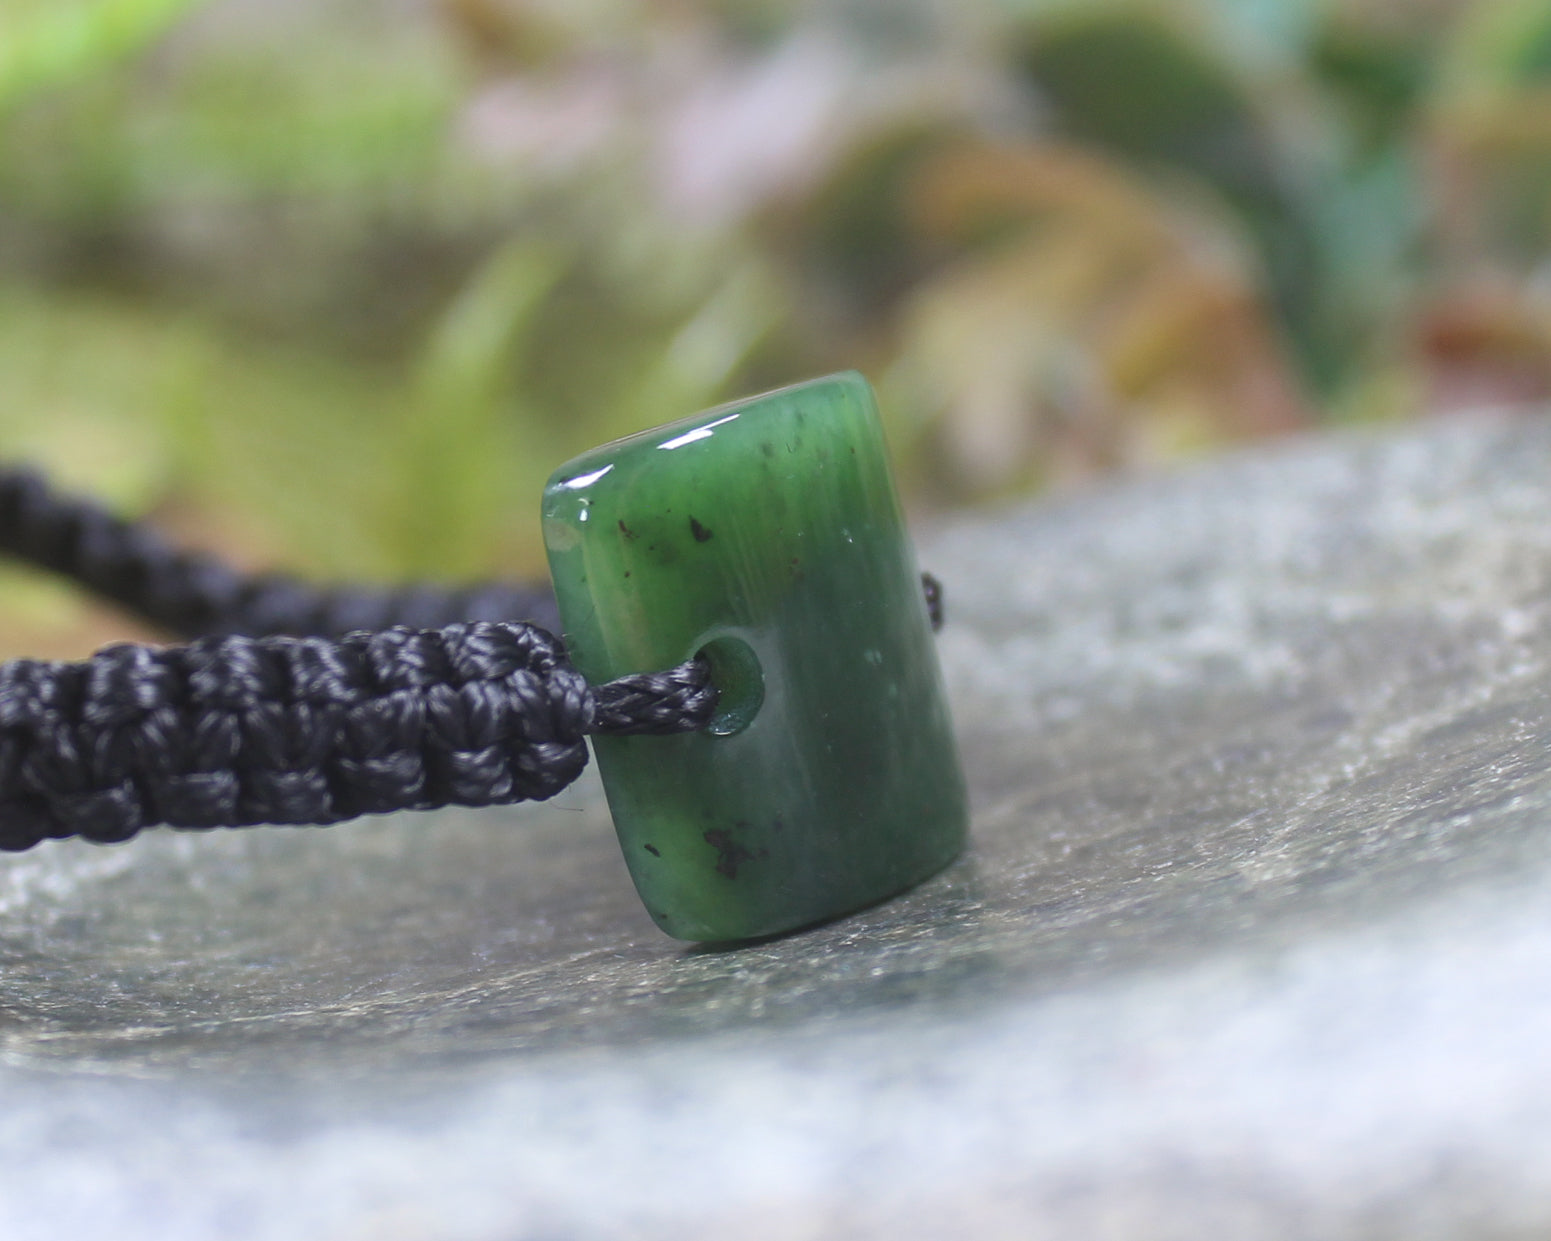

[541,372,967,941]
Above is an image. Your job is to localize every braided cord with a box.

[0,464,721,848]
[0,465,561,638]
[0,622,716,850]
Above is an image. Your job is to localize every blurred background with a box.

[2,0,1549,655]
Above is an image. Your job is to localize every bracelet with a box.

[0,372,966,941]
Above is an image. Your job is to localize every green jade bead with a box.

[542,372,968,941]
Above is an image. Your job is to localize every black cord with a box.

[0,465,562,638]
[0,464,941,849]
[0,622,714,850]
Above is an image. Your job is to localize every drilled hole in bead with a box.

[697,635,764,737]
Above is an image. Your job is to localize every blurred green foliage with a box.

[0,0,204,108]
[3,0,1551,650]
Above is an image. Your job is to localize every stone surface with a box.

[4,416,1551,1237]
[543,373,966,941]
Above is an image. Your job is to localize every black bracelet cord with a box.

[0,466,715,849]
[0,465,564,639]
[0,465,942,850]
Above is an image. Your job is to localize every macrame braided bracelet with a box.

[0,464,721,849]
[0,463,941,851]
[0,623,717,851]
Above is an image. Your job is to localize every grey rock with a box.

[4,415,1551,1239]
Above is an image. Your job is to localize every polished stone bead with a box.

[542,372,968,942]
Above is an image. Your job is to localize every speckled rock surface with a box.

[5,416,1551,1239]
